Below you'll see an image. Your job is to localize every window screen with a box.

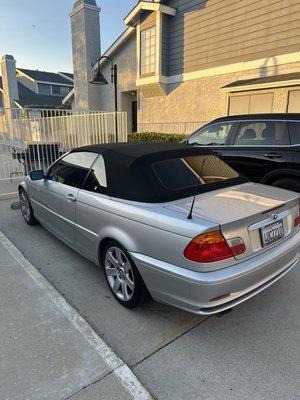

[152,155,239,191]
[141,26,156,75]
[48,152,97,188]
[234,121,289,145]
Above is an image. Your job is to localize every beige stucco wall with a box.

[138,61,300,133]
[99,33,137,111]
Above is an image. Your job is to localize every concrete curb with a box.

[0,192,18,201]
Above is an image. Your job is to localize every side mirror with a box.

[29,169,45,181]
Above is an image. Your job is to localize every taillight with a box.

[184,230,245,263]
[294,202,300,227]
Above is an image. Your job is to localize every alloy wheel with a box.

[20,191,31,222]
[104,246,135,301]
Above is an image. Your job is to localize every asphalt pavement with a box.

[0,198,299,400]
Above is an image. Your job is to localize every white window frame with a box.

[140,25,156,76]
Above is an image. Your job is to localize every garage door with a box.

[288,90,300,112]
[229,93,274,115]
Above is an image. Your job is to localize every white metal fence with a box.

[0,108,127,182]
[138,121,207,135]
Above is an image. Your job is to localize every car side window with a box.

[82,155,107,193]
[288,122,300,145]
[47,152,97,188]
[187,122,234,146]
[234,121,289,146]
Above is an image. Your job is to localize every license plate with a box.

[260,220,284,247]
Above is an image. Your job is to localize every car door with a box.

[75,154,108,261]
[224,119,291,182]
[33,152,97,244]
[186,121,237,157]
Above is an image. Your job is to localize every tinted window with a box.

[48,152,97,188]
[152,155,239,191]
[234,121,289,145]
[188,122,234,146]
[83,155,107,193]
[288,122,300,145]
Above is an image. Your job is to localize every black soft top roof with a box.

[71,143,246,202]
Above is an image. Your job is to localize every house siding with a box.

[165,0,300,76]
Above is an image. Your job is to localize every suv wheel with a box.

[102,241,147,309]
[272,178,300,193]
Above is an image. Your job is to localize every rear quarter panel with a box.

[75,190,218,270]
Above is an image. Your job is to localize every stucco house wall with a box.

[99,33,137,132]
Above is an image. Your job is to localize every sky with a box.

[0,0,137,73]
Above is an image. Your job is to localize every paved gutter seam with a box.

[0,230,153,400]
[131,316,212,369]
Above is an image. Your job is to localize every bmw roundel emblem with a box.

[271,212,279,221]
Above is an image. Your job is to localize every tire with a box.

[102,240,147,309]
[271,178,300,193]
[19,188,38,226]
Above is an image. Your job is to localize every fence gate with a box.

[0,108,127,182]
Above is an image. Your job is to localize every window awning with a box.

[124,1,176,27]
[221,72,300,93]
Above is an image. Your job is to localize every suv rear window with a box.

[288,122,300,145]
[152,155,239,191]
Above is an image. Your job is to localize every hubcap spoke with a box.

[112,278,121,294]
[115,248,124,266]
[121,282,129,301]
[106,267,118,277]
[107,251,118,267]
[125,275,134,291]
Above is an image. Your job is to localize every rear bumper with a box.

[130,230,300,315]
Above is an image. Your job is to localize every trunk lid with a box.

[165,182,299,260]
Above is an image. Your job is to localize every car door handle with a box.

[264,152,283,159]
[65,194,76,203]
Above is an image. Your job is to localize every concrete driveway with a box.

[0,198,299,400]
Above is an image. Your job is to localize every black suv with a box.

[186,114,300,192]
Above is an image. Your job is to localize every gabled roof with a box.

[17,68,73,85]
[16,82,70,108]
[124,0,176,27]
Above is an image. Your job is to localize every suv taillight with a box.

[184,230,246,263]
[294,202,300,227]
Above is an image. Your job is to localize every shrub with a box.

[128,132,188,143]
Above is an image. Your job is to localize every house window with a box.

[52,85,70,96]
[140,26,156,75]
[38,83,51,95]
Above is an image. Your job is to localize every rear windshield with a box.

[152,155,239,191]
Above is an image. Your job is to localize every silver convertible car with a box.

[19,143,300,315]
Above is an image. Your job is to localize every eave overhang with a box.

[124,1,176,27]
[221,72,300,93]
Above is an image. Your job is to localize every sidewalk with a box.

[0,232,151,400]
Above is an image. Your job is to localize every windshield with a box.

[152,155,239,191]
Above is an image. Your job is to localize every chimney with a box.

[0,55,19,110]
[70,0,102,111]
